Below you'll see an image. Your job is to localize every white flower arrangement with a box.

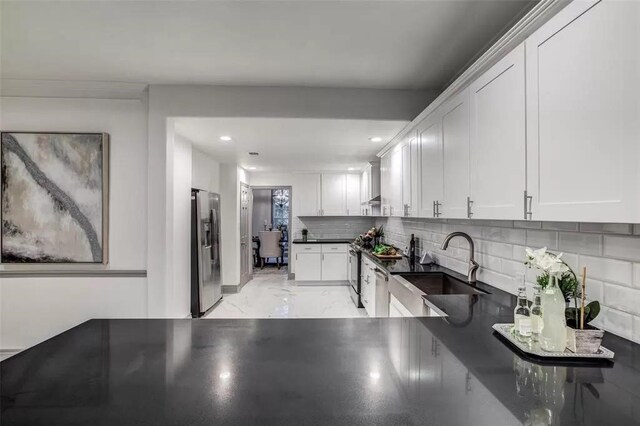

[525,247,570,277]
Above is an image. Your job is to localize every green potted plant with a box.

[525,247,603,353]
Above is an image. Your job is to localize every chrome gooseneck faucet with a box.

[440,232,479,284]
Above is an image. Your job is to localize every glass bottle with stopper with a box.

[514,274,532,342]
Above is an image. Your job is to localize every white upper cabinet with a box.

[360,166,370,208]
[346,174,361,216]
[417,112,444,218]
[389,145,404,217]
[295,173,321,216]
[321,173,347,216]
[401,140,412,216]
[526,0,640,223]
[441,89,471,219]
[469,43,526,219]
[400,132,420,217]
[380,154,391,216]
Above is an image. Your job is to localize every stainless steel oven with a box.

[348,245,363,308]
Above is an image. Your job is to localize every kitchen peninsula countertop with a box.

[2,270,640,424]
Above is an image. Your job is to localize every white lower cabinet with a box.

[321,253,348,281]
[295,243,348,281]
[389,294,413,317]
[360,257,376,316]
[294,253,322,281]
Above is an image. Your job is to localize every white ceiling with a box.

[2,0,534,90]
[174,117,408,172]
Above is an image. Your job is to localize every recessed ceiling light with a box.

[246,166,257,170]
[348,167,356,171]
[220,136,232,141]
[369,137,382,142]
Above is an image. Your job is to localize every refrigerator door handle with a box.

[209,209,216,262]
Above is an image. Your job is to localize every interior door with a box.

[469,43,526,219]
[526,0,640,222]
[240,183,252,286]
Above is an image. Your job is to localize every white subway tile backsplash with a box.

[374,216,640,343]
[603,283,640,316]
[597,306,633,340]
[558,232,602,256]
[542,222,579,232]
[501,259,526,277]
[481,227,525,245]
[580,222,633,235]
[578,255,633,286]
[478,269,517,295]
[603,235,640,261]
[514,221,542,230]
[586,278,604,304]
[512,245,528,261]
[478,240,513,258]
[526,230,558,249]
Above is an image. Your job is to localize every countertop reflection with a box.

[2,286,640,424]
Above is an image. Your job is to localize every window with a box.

[272,189,290,229]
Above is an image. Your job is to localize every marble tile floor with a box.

[205,274,366,319]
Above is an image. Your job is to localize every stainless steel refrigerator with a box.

[191,190,222,317]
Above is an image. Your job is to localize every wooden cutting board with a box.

[372,253,403,259]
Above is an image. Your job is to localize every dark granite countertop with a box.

[291,239,353,244]
[2,270,640,424]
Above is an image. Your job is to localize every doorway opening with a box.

[251,186,291,276]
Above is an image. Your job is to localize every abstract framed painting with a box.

[1,132,109,264]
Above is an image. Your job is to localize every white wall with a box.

[170,135,222,318]
[171,134,192,318]
[191,147,221,193]
[0,95,149,350]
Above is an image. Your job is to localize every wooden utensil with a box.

[581,266,587,330]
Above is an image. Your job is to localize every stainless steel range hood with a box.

[364,195,381,206]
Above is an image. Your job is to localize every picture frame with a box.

[0,131,109,264]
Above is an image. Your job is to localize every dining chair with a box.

[258,231,283,269]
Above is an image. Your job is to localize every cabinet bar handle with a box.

[467,197,474,218]
[523,190,533,220]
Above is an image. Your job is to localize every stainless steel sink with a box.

[399,273,489,296]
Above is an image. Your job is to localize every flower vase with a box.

[540,275,567,352]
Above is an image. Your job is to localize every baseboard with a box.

[222,285,238,294]
[295,280,350,286]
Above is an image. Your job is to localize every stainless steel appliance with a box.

[191,190,222,317]
[348,245,363,308]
